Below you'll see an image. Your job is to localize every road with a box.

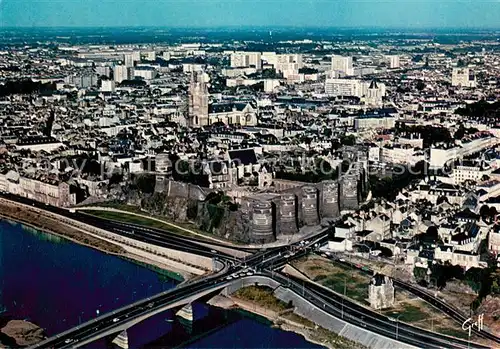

[273,272,490,349]
[29,262,234,349]
[2,195,491,349]
[327,253,500,345]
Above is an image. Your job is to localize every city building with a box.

[368,274,395,310]
[331,55,353,76]
[230,52,262,70]
[387,55,400,69]
[188,72,210,127]
[113,65,131,83]
[451,67,476,88]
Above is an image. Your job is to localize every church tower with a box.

[188,72,209,127]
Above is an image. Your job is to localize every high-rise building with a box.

[124,54,135,68]
[101,80,116,92]
[64,73,99,89]
[325,78,386,102]
[134,67,157,80]
[132,51,141,62]
[387,55,400,69]
[262,52,277,66]
[95,66,111,78]
[275,54,303,74]
[325,78,360,96]
[113,65,130,83]
[230,52,262,70]
[188,72,209,127]
[331,55,353,76]
[145,51,156,61]
[452,67,476,88]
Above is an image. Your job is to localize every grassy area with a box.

[0,202,125,255]
[384,304,428,323]
[308,327,366,349]
[233,286,292,313]
[82,207,245,245]
[383,288,480,341]
[234,286,366,349]
[293,255,371,304]
[293,255,481,343]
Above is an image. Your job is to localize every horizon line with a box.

[1,25,500,31]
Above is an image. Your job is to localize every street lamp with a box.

[429,316,437,332]
[342,276,347,319]
[395,314,403,340]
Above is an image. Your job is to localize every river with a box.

[0,219,322,348]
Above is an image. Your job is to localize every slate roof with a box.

[228,148,258,166]
[209,103,250,114]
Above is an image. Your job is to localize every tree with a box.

[416,80,426,91]
[479,205,490,218]
[418,226,440,244]
[464,268,488,294]
[340,134,356,146]
[491,271,500,295]
[414,267,427,283]
[454,125,466,140]
[489,206,497,221]
[108,172,123,186]
[430,263,464,289]
[134,174,156,194]
[298,67,319,74]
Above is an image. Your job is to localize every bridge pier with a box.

[110,330,129,349]
[176,303,194,322]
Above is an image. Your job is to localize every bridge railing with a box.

[30,259,229,348]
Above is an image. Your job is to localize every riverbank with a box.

[0,199,193,281]
[0,320,45,348]
[209,287,366,349]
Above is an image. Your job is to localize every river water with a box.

[0,219,322,349]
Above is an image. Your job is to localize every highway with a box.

[327,254,500,345]
[29,263,234,349]
[3,195,493,349]
[0,192,254,256]
[272,272,490,349]
[0,192,245,262]
[29,236,491,349]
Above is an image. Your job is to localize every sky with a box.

[0,0,499,29]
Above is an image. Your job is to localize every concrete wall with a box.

[0,199,212,275]
[223,276,417,349]
[35,274,416,349]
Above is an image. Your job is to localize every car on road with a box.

[147,302,154,308]
[226,276,232,280]
[112,318,120,323]
[64,339,74,344]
